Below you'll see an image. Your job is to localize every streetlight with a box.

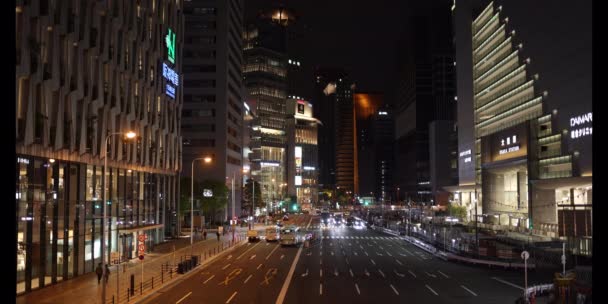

[191,156,212,254]
[102,131,136,304]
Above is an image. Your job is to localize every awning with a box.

[118,224,164,234]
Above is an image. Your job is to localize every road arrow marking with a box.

[301,268,309,277]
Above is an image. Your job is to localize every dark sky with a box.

[245,0,411,96]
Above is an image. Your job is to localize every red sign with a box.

[138,234,147,257]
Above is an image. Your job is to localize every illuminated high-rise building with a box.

[243,7,295,206]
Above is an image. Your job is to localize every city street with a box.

[140,215,548,304]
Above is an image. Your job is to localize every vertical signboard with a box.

[295,146,302,185]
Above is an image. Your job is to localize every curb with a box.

[131,239,248,304]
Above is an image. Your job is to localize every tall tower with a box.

[243,7,295,207]
[182,0,245,221]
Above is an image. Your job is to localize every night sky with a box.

[245,0,591,113]
[245,0,411,97]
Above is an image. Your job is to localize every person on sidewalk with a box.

[216,231,220,241]
[95,263,103,284]
[104,264,110,283]
[203,230,207,240]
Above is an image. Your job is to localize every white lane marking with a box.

[364,269,370,277]
[334,268,339,276]
[203,274,215,284]
[280,254,285,260]
[492,277,524,290]
[176,291,192,304]
[364,251,369,256]
[226,291,237,303]
[461,285,478,296]
[301,268,309,277]
[354,252,358,256]
[438,270,449,278]
[266,244,280,260]
[394,270,405,277]
[320,283,323,295]
[355,283,361,295]
[227,255,233,260]
[275,215,310,304]
[237,242,261,259]
[320,269,323,277]
[378,269,386,278]
[425,271,437,278]
[390,284,400,295]
[250,254,256,260]
[396,259,403,266]
[244,274,253,284]
[320,259,322,265]
[257,263,263,270]
[222,264,231,270]
[405,249,413,255]
[266,243,270,246]
[408,270,417,278]
[331,251,334,256]
[370,259,376,265]
[376,252,383,256]
[349,269,354,277]
[400,253,407,257]
[426,285,439,296]
[387,252,392,257]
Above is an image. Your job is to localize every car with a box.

[247,229,260,242]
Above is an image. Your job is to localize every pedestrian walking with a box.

[95,263,103,284]
[104,264,110,283]
[216,231,220,241]
[203,230,207,240]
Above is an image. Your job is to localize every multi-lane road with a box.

[141,215,549,304]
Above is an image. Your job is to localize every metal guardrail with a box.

[106,235,246,304]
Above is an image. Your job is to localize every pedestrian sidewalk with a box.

[16,228,250,304]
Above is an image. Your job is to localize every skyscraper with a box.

[243,7,294,206]
[182,0,245,221]
[354,93,384,197]
[314,68,357,195]
[392,0,456,204]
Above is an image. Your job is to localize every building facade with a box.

[16,0,183,294]
[182,0,244,223]
[392,0,456,205]
[354,93,383,198]
[286,99,319,211]
[450,1,592,258]
[243,8,294,208]
[314,68,357,195]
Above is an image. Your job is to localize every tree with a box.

[199,179,229,225]
[448,203,468,221]
[242,178,262,215]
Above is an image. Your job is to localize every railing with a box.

[106,235,246,304]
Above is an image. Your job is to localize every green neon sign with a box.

[165,29,176,64]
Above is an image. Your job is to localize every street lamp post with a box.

[190,156,212,254]
[102,131,136,304]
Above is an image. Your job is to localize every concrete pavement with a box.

[16,228,250,304]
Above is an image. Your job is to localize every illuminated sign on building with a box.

[163,63,179,99]
[459,149,472,163]
[303,166,315,171]
[569,112,592,139]
[378,111,388,115]
[163,28,178,99]
[17,157,30,164]
[297,103,305,114]
[165,29,176,64]
[498,135,520,155]
[295,175,302,186]
[203,189,213,197]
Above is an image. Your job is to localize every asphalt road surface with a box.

[141,215,549,304]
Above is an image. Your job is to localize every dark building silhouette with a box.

[391,0,456,204]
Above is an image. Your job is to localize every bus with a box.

[280,226,304,246]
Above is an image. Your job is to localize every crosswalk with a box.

[319,236,401,240]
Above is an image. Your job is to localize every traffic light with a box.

[292,204,298,211]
